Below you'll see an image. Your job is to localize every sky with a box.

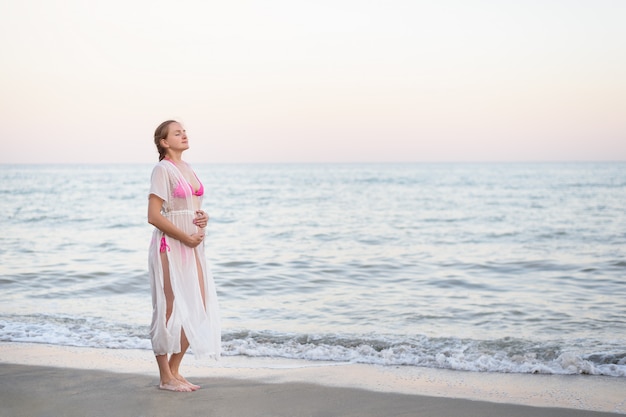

[1,0,625,164]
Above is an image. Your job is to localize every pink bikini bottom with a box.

[160,236,170,253]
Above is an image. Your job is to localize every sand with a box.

[1,342,624,416]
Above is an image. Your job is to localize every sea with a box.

[1,162,625,377]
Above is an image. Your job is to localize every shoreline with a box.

[1,363,621,417]
[1,342,625,415]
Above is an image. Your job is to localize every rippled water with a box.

[1,163,625,376]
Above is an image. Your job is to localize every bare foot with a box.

[175,374,200,391]
[159,379,194,392]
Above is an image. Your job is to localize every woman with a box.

[147,120,221,392]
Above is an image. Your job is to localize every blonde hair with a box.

[153,120,177,161]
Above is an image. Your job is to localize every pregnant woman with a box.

[147,120,221,392]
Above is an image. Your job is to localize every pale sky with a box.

[1,0,625,164]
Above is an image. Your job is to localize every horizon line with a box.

[2,160,626,166]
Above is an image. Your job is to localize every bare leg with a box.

[168,329,200,390]
[156,355,191,392]
[167,250,207,389]
[195,246,207,308]
[166,251,207,390]
[156,252,197,392]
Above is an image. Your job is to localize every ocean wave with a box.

[1,314,624,377]
[222,330,626,377]
[0,314,151,351]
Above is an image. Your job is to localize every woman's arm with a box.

[148,194,204,248]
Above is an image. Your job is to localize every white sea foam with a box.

[2,315,624,377]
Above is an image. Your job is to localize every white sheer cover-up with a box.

[148,160,221,359]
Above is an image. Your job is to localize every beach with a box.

[1,342,624,416]
[1,163,625,415]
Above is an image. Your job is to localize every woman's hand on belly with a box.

[183,232,205,248]
[193,210,209,229]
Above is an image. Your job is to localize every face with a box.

[161,122,189,153]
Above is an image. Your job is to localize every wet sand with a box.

[1,342,624,416]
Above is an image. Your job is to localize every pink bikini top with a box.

[173,179,204,198]
[165,159,204,197]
